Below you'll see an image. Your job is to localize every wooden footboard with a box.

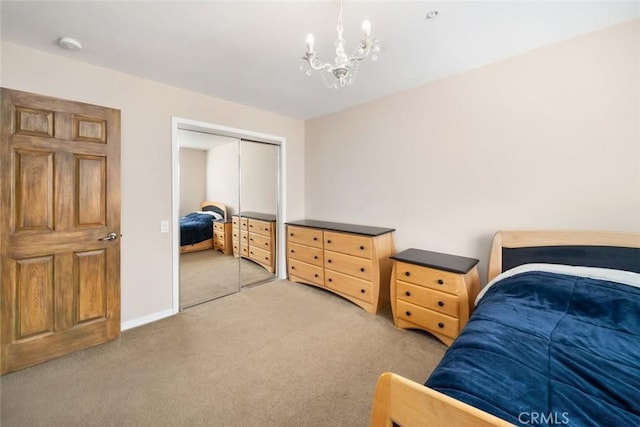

[180,239,213,253]
[370,372,513,427]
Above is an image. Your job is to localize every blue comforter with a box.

[180,212,216,246]
[425,270,640,426]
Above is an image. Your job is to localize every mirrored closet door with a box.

[177,130,281,309]
[238,139,279,288]
[178,131,240,308]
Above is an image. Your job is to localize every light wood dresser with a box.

[286,220,395,314]
[232,212,276,273]
[213,219,232,255]
[390,249,480,346]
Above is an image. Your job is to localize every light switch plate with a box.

[160,220,169,233]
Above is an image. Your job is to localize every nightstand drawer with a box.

[213,222,225,232]
[289,258,324,286]
[324,250,373,281]
[249,232,273,251]
[395,300,459,339]
[325,269,373,304]
[396,280,459,317]
[288,242,323,266]
[288,226,323,248]
[395,262,462,295]
[324,231,372,259]
[249,219,272,237]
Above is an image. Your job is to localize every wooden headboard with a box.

[200,201,227,220]
[487,230,640,282]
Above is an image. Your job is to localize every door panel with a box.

[1,88,121,374]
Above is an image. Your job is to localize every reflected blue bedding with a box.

[425,268,640,426]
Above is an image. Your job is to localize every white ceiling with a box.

[1,1,638,120]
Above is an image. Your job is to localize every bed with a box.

[370,230,640,427]
[180,201,227,254]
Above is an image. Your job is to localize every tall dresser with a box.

[232,212,277,273]
[286,220,395,314]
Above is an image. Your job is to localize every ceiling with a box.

[1,1,638,120]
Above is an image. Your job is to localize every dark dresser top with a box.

[214,218,232,224]
[391,248,479,274]
[234,212,276,222]
[286,219,395,237]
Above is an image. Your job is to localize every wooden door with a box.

[0,88,121,374]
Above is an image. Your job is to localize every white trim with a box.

[171,117,287,314]
[121,308,174,331]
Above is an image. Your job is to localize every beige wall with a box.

[305,19,640,282]
[206,141,240,215]
[0,41,306,326]
[179,148,206,216]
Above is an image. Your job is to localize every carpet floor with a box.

[0,280,446,427]
[180,249,275,308]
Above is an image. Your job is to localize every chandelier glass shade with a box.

[300,0,380,88]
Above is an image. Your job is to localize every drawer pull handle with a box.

[360,289,365,294]
[314,274,319,278]
[437,279,444,285]
[313,237,318,241]
[405,291,411,297]
[438,301,444,307]
[327,239,332,244]
[405,311,412,317]
[291,266,295,270]
[328,278,333,282]
[438,322,445,329]
[265,243,268,246]
[314,256,318,259]
[327,259,332,263]
[290,233,294,236]
[290,249,295,253]
[360,267,365,272]
[405,272,411,277]
[360,245,365,250]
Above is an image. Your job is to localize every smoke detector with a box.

[57,37,82,51]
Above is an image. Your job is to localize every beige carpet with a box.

[180,249,274,308]
[0,280,446,427]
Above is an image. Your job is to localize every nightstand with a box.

[213,220,232,255]
[390,248,480,346]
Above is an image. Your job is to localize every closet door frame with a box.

[170,117,286,314]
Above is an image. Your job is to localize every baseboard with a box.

[121,308,175,331]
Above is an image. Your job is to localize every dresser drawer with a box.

[249,232,273,251]
[395,300,459,339]
[396,281,459,318]
[249,245,272,266]
[233,241,248,257]
[249,219,272,237]
[289,258,324,286]
[232,216,248,231]
[324,250,373,281]
[395,262,462,295]
[325,269,373,304]
[287,226,323,248]
[288,242,323,266]
[324,231,372,259]
[240,230,248,243]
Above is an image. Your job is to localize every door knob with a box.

[99,232,118,241]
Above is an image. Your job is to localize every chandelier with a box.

[300,0,380,88]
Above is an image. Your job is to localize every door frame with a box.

[171,117,287,314]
